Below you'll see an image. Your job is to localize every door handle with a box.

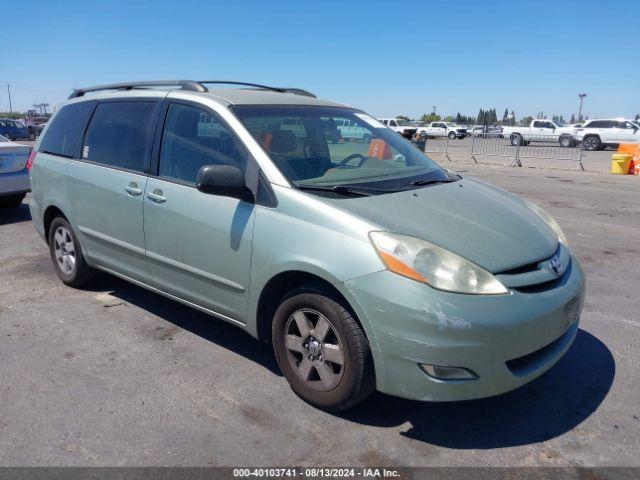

[125,183,143,196]
[147,189,167,203]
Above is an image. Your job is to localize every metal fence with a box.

[422,133,585,171]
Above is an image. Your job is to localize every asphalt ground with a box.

[0,163,639,467]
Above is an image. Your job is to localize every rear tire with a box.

[582,135,601,151]
[272,285,375,411]
[510,134,523,146]
[48,217,98,287]
[0,194,25,210]
[559,135,575,148]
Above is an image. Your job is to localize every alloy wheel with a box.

[283,308,345,391]
[53,226,76,275]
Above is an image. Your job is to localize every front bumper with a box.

[0,168,30,197]
[340,257,585,402]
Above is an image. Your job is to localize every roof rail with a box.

[198,81,316,98]
[68,80,206,99]
[69,80,316,99]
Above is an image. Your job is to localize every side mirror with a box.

[196,164,254,202]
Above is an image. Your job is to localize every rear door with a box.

[143,100,255,323]
[66,99,161,282]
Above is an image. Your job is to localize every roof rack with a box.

[69,80,316,99]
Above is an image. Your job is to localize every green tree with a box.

[519,116,534,127]
[420,113,441,123]
[570,113,576,123]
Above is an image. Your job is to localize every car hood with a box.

[325,176,559,273]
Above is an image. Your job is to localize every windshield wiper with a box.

[401,177,458,189]
[296,184,391,197]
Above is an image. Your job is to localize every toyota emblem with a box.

[549,255,564,276]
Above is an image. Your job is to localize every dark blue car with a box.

[0,119,30,141]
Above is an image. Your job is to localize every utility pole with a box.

[6,84,12,114]
[578,93,587,122]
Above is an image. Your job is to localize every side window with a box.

[82,101,158,172]
[389,120,397,127]
[532,121,541,128]
[159,103,248,184]
[39,101,94,158]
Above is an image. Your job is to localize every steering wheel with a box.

[337,153,367,168]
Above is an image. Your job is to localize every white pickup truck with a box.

[502,120,577,147]
[378,118,417,139]
[417,122,468,139]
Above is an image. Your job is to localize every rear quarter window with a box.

[39,102,94,158]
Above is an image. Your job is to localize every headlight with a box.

[522,199,568,245]
[369,232,508,295]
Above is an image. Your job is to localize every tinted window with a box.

[39,101,94,157]
[159,103,248,183]
[82,101,158,172]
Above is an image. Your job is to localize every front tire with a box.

[48,217,98,287]
[582,135,601,151]
[448,131,456,140]
[272,286,375,411]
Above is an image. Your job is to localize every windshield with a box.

[445,123,458,127]
[232,106,448,191]
[555,120,567,127]
[395,119,411,126]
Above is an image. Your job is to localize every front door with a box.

[67,99,160,282]
[143,101,254,323]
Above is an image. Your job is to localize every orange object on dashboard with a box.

[368,139,392,160]
[262,133,273,151]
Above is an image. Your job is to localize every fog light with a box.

[419,364,478,381]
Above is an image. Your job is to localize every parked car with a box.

[0,135,31,209]
[29,80,584,411]
[377,117,417,139]
[502,120,577,147]
[472,125,504,137]
[25,116,50,139]
[574,119,640,151]
[335,118,372,142]
[417,122,467,139]
[0,118,30,141]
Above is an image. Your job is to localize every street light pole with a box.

[6,84,12,114]
[578,93,587,122]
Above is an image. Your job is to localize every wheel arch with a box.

[43,205,69,244]
[255,269,365,343]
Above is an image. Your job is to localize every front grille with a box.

[506,325,574,376]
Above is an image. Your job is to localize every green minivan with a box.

[29,81,585,410]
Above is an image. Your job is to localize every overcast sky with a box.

[2,0,638,119]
